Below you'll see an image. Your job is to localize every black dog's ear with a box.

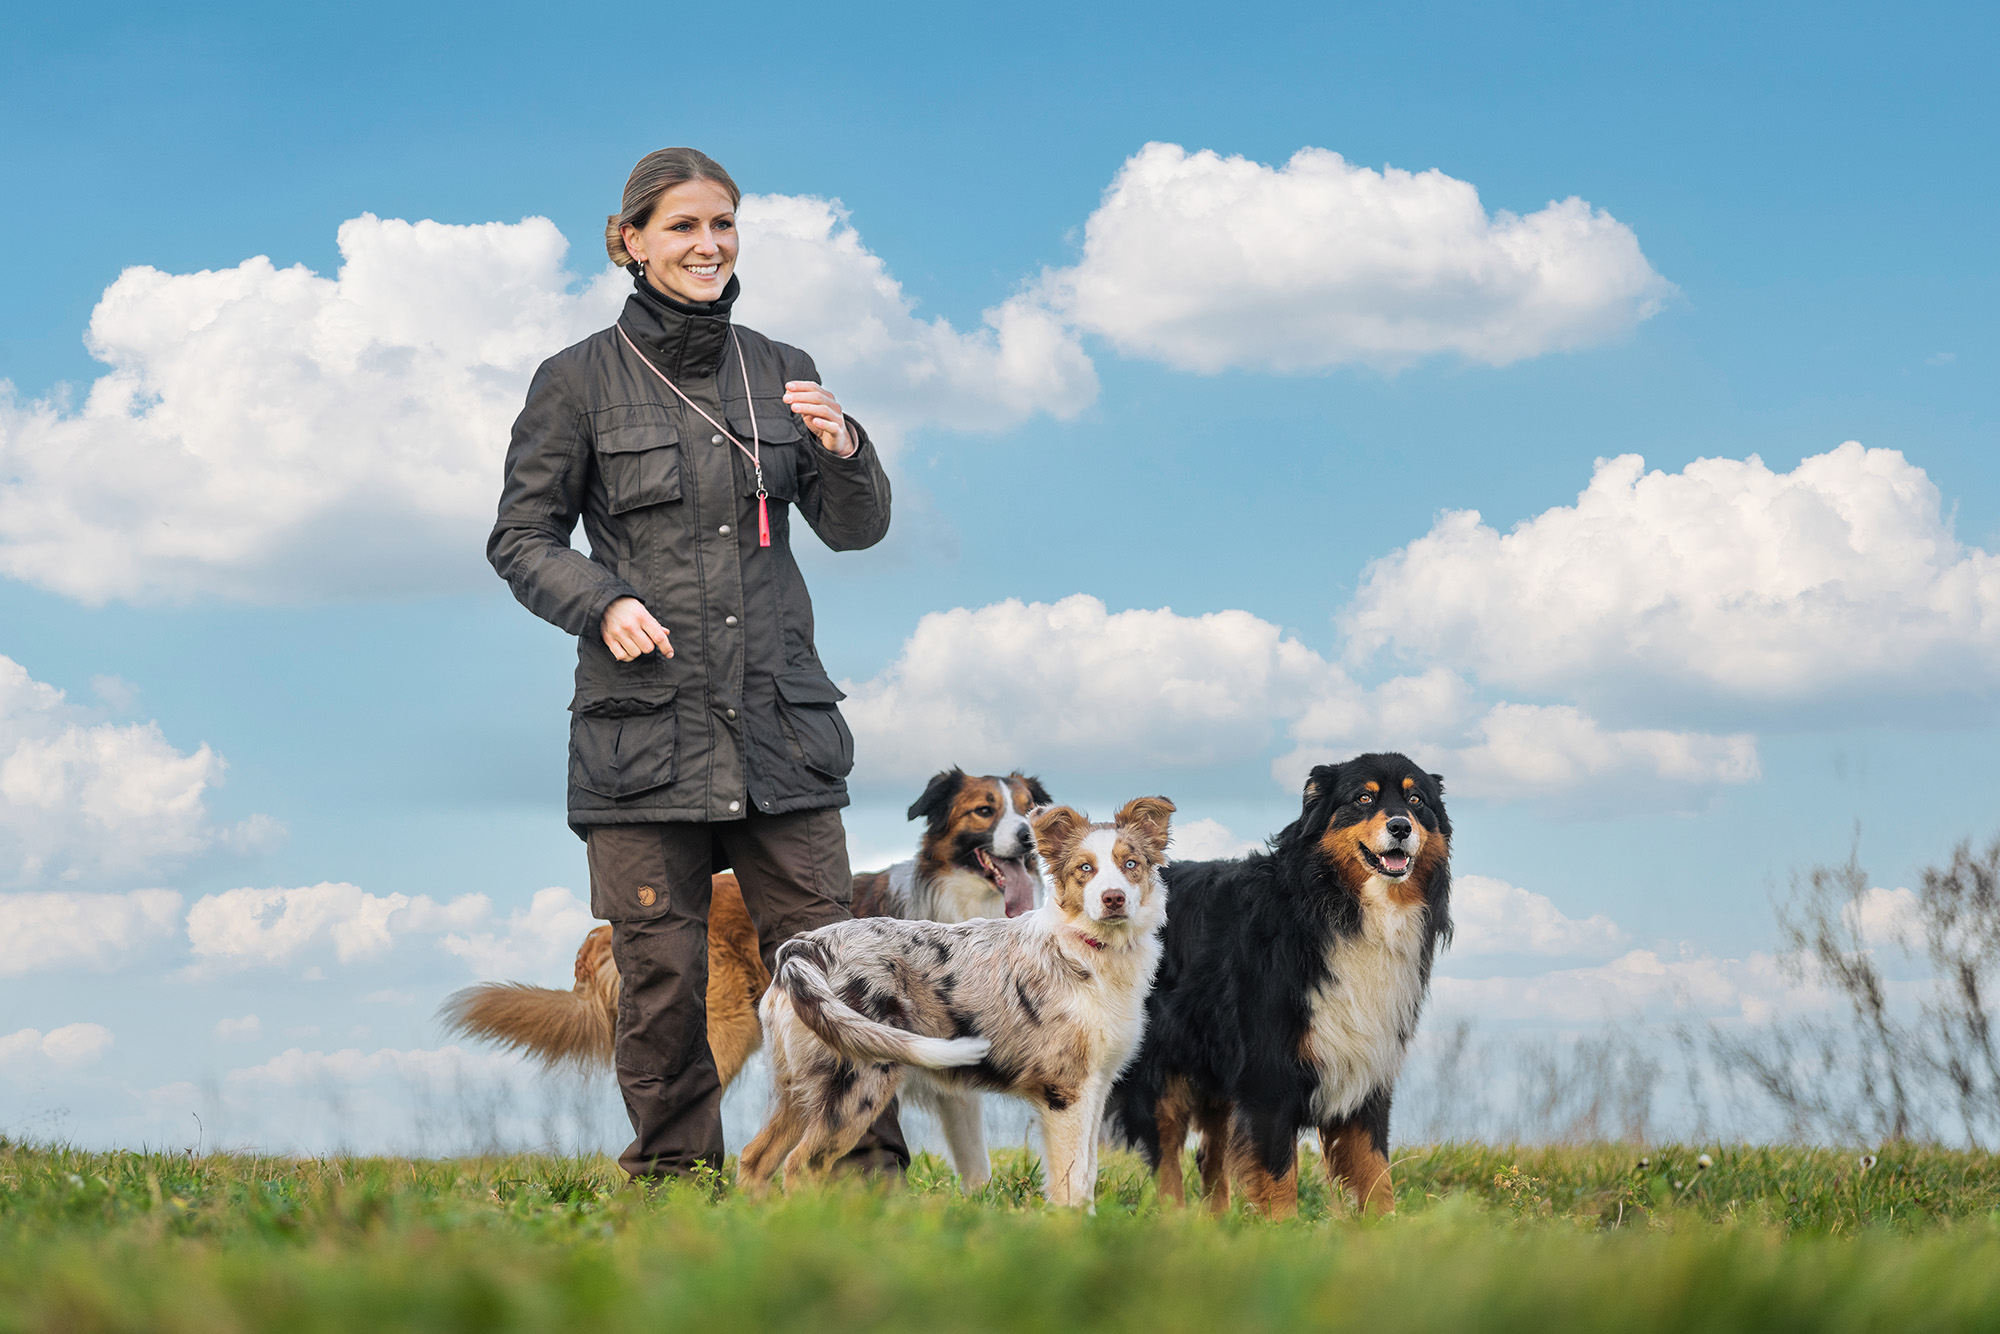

[1430,773,1446,794]
[907,768,965,825]
[1015,772,1054,808]
[1304,764,1340,806]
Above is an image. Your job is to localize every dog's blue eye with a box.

[1125,859,1138,870]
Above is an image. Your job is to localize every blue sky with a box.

[2,1,1996,1152]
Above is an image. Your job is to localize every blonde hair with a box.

[605,148,743,273]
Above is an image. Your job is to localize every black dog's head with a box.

[1286,754,1452,932]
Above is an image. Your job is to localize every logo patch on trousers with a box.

[637,886,657,907]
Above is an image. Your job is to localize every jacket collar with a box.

[619,272,740,380]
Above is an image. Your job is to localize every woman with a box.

[489,148,906,1182]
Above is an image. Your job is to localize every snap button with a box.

[727,799,741,812]
[718,524,731,536]
[725,708,738,720]
[724,614,738,627]
[636,886,657,907]
[711,433,725,446]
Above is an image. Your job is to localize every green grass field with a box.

[5,1136,2000,1333]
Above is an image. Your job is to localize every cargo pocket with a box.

[590,404,683,515]
[775,670,854,780]
[727,398,803,501]
[570,686,679,799]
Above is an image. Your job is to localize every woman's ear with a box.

[621,220,647,266]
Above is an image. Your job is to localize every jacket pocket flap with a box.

[572,684,678,717]
[591,404,680,453]
[725,397,806,445]
[775,671,846,705]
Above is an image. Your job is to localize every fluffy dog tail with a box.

[438,926,617,1068]
[773,938,990,1069]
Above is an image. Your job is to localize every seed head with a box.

[1859,1153,1878,1172]
[1696,1153,1712,1170]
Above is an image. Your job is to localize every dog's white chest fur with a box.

[1304,880,1429,1123]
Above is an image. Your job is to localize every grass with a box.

[3,1136,2000,1332]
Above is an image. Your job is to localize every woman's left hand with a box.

[782,381,857,457]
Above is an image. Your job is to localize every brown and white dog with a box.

[852,768,1050,924]
[741,797,1175,1208]
[440,768,1055,1184]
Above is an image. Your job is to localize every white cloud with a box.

[0,1023,114,1067]
[844,594,1756,807]
[843,594,1328,779]
[0,655,274,884]
[1449,874,1629,958]
[0,888,183,975]
[0,204,1094,605]
[1347,443,2000,709]
[0,216,619,604]
[1843,885,1924,952]
[733,193,1096,439]
[438,885,595,982]
[1169,817,1265,862]
[214,1014,261,1042]
[184,882,489,971]
[1041,142,1670,374]
[1434,703,1760,796]
[1434,948,1809,1025]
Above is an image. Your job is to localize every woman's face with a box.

[622,178,739,303]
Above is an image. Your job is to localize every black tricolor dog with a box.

[1109,752,1452,1217]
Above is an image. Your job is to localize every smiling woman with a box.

[487,147,905,1187]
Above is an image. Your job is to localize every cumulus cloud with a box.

[0,889,183,976]
[0,1023,115,1067]
[843,594,1757,806]
[437,885,595,981]
[733,194,1096,437]
[843,595,1327,778]
[0,203,1093,605]
[1843,885,1925,952]
[1449,875,1629,958]
[1040,142,1670,374]
[0,655,274,884]
[184,882,490,971]
[1170,818,1265,862]
[0,216,616,604]
[1433,949,1808,1025]
[1347,443,2000,711]
[214,1014,261,1042]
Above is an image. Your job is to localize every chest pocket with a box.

[590,404,683,515]
[725,396,807,502]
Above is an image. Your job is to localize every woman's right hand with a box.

[602,597,673,661]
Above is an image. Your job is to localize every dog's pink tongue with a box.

[998,860,1038,918]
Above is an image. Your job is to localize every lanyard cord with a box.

[614,322,771,545]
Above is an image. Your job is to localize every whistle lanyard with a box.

[615,323,770,547]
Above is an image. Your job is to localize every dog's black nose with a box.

[1386,816,1413,839]
[1100,889,1126,915]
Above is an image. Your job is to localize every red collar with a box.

[1076,933,1106,951]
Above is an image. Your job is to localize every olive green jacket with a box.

[488,277,891,834]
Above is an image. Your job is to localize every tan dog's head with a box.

[1032,797,1175,943]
